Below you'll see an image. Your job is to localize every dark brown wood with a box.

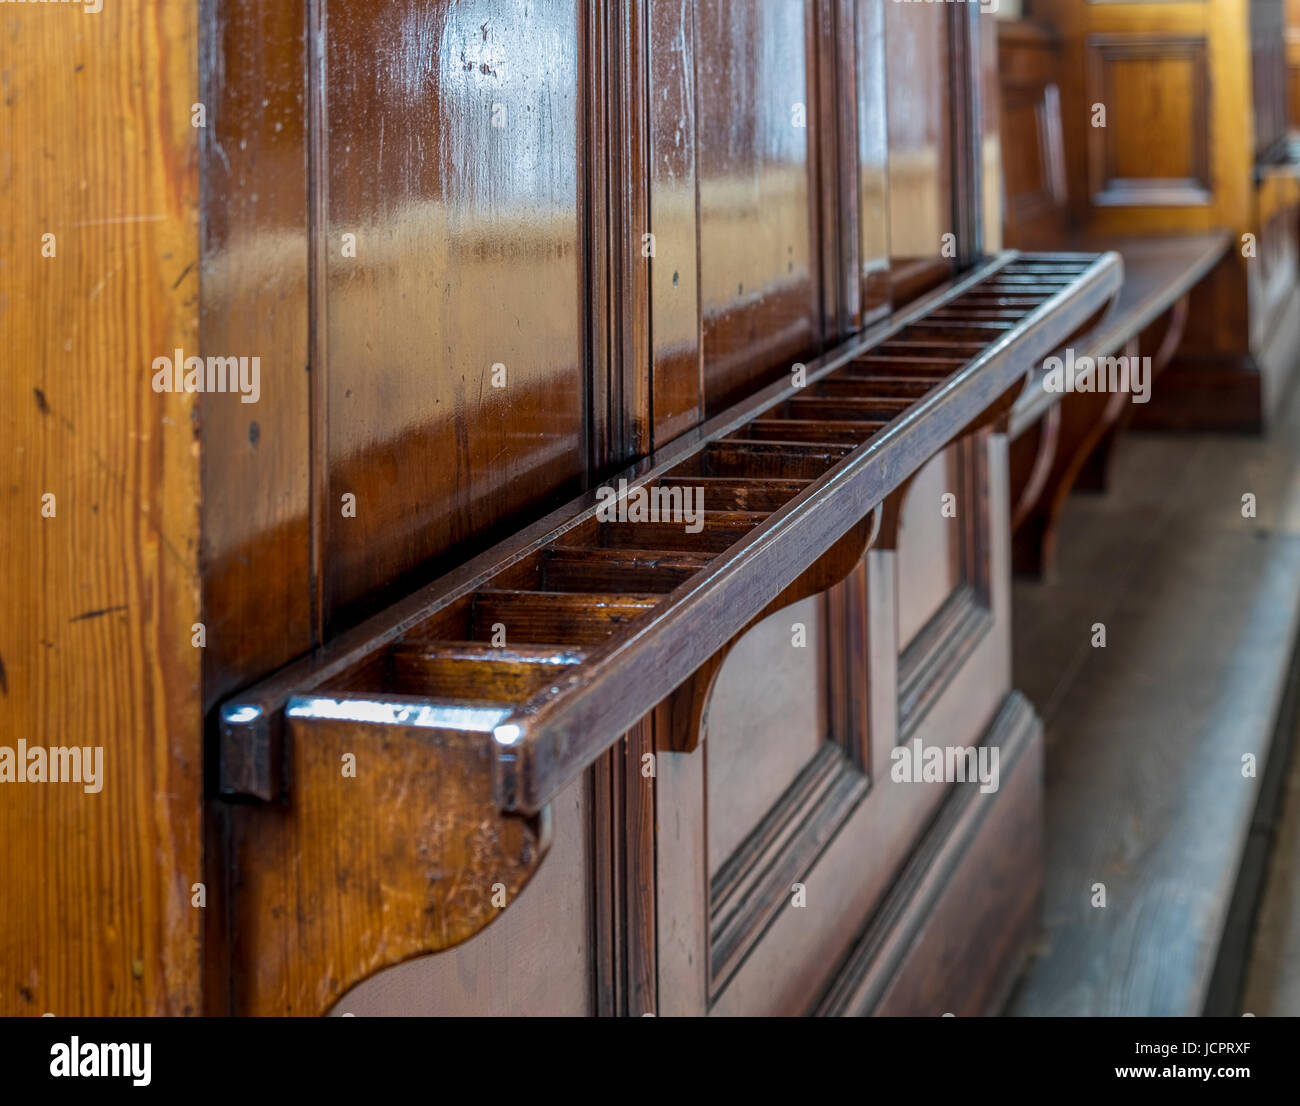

[884,0,955,305]
[815,692,1042,1016]
[588,0,653,466]
[592,717,658,1017]
[999,22,1069,251]
[648,0,704,445]
[655,511,879,755]
[200,0,314,710]
[219,250,1121,814]
[319,0,589,633]
[696,0,823,415]
[855,0,891,323]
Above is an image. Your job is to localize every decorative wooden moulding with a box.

[218,251,1120,1002]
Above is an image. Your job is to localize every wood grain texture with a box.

[325,772,592,1016]
[200,0,313,708]
[220,252,1122,818]
[648,0,703,445]
[697,0,821,415]
[0,2,202,1015]
[229,712,548,1016]
[320,0,588,631]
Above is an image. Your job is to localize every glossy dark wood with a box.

[200,0,313,708]
[194,1,1117,1021]
[884,0,954,303]
[219,250,1121,816]
[320,0,588,631]
[856,0,891,322]
[648,0,704,445]
[697,0,822,415]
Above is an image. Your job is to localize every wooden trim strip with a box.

[814,691,1039,1016]
[897,582,994,744]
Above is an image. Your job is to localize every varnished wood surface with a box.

[884,0,953,300]
[200,0,313,709]
[694,430,1015,1014]
[220,252,1121,818]
[326,774,593,1016]
[319,0,588,631]
[0,3,203,1015]
[696,0,821,415]
[648,0,704,445]
[1009,232,1232,435]
[229,712,548,1016]
[1010,393,1300,1014]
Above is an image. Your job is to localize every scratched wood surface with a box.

[0,3,203,1015]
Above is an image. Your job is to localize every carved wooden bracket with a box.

[656,510,881,753]
[229,712,549,1015]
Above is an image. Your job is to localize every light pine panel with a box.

[0,2,203,1015]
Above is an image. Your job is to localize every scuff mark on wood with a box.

[69,605,128,623]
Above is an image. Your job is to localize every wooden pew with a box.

[999,19,1233,577]
[1020,1,1300,434]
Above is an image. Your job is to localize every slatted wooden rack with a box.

[220,250,1122,816]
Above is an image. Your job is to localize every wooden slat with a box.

[385,642,587,699]
[471,590,662,646]
[656,476,811,512]
[737,419,886,443]
[813,377,937,398]
[218,249,1123,816]
[538,547,714,593]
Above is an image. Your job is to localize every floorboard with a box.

[1007,382,1300,1016]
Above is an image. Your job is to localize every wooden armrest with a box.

[221,249,1120,818]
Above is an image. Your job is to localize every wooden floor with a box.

[1006,382,1300,1016]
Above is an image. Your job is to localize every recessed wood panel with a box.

[856,0,892,320]
[1085,34,1211,207]
[896,450,961,649]
[884,0,954,302]
[707,596,831,873]
[998,22,1068,249]
[649,0,704,445]
[697,0,822,415]
[321,0,587,629]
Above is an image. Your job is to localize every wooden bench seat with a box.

[1008,232,1231,576]
[999,20,1234,576]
